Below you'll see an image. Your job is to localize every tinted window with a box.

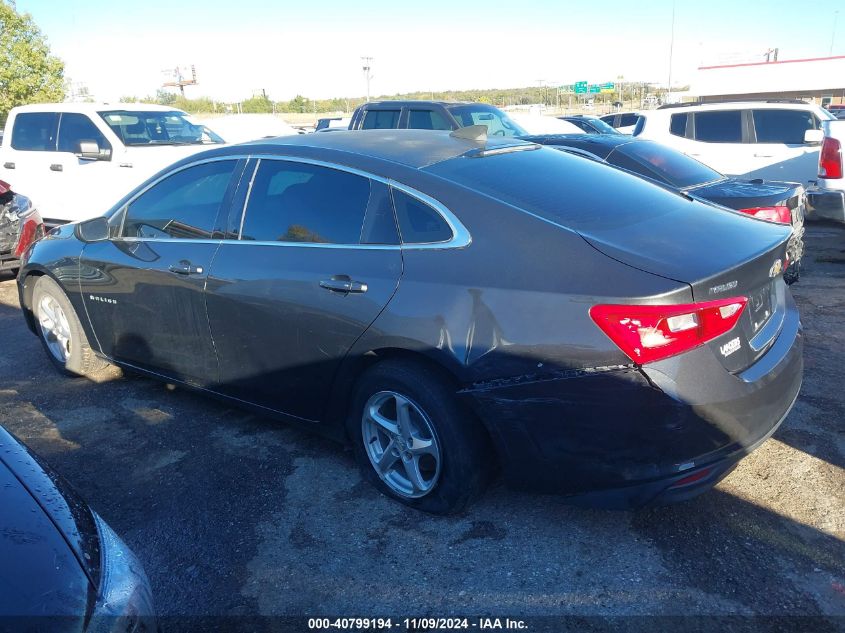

[600,115,616,124]
[360,181,400,245]
[447,105,527,137]
[609,140,723,189]
[11,112,59,151]
[567,119,594,133]
[670,113,688,137]
[58,113,112,154]
[361,110,400,130]
[694,111,742,143]
[408,109,452,130]
[752,109,817,144]
[122,160,236,239]
[619,114,639,127]
[391,189,452,244]
[240,161,370,244]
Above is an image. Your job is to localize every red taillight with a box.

[14,218,39,257]
[669,468,712,488]
[819,137,842,179]
[589,297,748,365]
[0,180,10,195]
[737,205,791,225]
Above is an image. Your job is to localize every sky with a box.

[13,0,845,103]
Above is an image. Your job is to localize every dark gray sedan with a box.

[16,130,802,513]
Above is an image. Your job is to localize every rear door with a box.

[206,157,403,421]
[685,109,755,176]
[0,112,61,220]
[747,108,820,185]
[79,158,244,385]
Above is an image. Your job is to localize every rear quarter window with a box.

[752,109,817,144]
[391,188,452,244]
[669,113,688,137]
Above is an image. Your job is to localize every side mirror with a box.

[76,217,110,243]
[804,129,824,145]
[77,140,109,161]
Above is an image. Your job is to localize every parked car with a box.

[808,119,845,222]
[600,112,642,134]
[559,115,622,135]
[316,116,351,131]
[0,103,226,226]
[0,424,156,629]
[17,129,801,513]
[348,100,527,137]
[522,134,805,283]
[204,113,298,144]
[0,179,44,274]
[633,100,835,188]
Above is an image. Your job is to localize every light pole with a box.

[361,57,373,102]
[831,10,840,56]
[667,0,676,102]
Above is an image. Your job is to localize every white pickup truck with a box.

[0,103,225,226]
[808,119,845,222]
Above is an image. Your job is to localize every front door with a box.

[746,108,821,185]
[79,158,243,385]
[206,157,403,421]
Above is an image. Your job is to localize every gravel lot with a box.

[0,224,843,630]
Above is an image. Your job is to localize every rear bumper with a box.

[461,294,803,508]
[807,188,845,222]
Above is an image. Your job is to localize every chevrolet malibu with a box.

[16,129,802,514]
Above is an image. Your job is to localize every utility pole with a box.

[361,57,373,102]
[831,10,840,56]
[667,0,676,102]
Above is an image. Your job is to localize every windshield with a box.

[584,118,620,134]
[98,110,224,146]
[608,140,724,189]
[447,104,527,137]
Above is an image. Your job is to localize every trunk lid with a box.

[688,178,801,210]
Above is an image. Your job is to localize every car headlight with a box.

[88,513,157,633]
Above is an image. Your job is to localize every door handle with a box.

[753,153,774,158]
[320,276,368,294]
[3,162,14,169]
[168,261,204,275]
[50,163,63,172]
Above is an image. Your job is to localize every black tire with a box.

[348,359,493,514]
[784,260,800,285]
[31,275,108,377]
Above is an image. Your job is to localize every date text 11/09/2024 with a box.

[307,618,528,630]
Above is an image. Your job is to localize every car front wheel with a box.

[349,359,492,514]
[32,275,108,377]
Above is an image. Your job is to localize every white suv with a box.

[0,103,225,225]
[634,100,834,187]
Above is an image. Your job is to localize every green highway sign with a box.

[600,82,615,93]
[574,81,588,94]
[588,85,601,93]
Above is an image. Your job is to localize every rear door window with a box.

[11,112,59,151]
[407,109,452,130]
[693,111,743,143]
[240,160,371,244]
[122,160,237,239]
[752,109,817,144]
[57,113,112,154]
[361,110,400,130]
[619,114,639,127]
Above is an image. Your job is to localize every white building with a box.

[690,55,845,105]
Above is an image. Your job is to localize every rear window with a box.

[361,110,400,130]
[609,140,723,189]
[11,112,59,151]
[693,111,742,143]
[425,147,686,232]
[752,109,817,144]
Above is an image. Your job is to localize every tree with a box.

[0,1,65,121]
[241,95,273,113]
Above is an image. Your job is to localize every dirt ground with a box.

[0,223,843,631]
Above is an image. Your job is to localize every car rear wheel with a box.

[349,359,492,514]
[32,275,108,377]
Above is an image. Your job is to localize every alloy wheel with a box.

[361,390,442,498]
[37,295,72,363]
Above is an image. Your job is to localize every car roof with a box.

[359,100,480,108]
[520,133,639,159]
[648,101,820,113]
[244,129,536,169]
[11,102,185,114]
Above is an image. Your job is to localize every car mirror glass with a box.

[76,216,110,242]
